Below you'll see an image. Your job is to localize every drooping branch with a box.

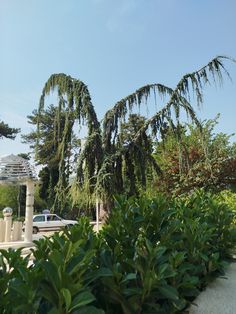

[76,131,103,187]
[37,74,102,211]
[38,73,100,133]
[103,83,174,149]
[171,55,233,106]
[128,56,234,147]
[94,56,234,203]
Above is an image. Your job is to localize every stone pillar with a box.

[12,221,23,241]
[24,180,35,243]
[3,208,13,242]
[0,219,6,242]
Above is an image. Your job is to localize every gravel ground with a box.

[189,263,236,314]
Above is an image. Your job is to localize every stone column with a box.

[3,208,13,242]
[12,221,23,241]
[0,219,6,242]
[24,180,35,243]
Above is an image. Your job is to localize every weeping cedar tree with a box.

[32,56,234,212]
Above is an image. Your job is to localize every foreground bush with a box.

[0,191,235,313]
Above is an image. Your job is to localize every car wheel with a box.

[33,227,38,234]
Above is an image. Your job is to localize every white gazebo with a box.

[0,154,37,249]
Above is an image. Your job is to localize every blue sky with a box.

[0,0,236,155]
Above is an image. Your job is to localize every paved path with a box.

[189,262,236,314]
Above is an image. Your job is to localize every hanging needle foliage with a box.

[37,74,102,211]
[33,56,235,212]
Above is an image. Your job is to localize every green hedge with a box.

[0,191,235,313]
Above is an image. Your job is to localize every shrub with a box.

[0,218,104,314]
[98,191,235,313]
[0,191,235,313]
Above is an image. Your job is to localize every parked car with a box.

[31,214,77,234]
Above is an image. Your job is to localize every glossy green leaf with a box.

[158,285,179,301]
[61,288,71,312]
[70,291,96,311]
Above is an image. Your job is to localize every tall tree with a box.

[31,56,234,212]
[23,105,80,210]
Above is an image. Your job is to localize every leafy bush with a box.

[0,191,235,313]
[98,191,235,313]
[0,218,104,314]
[219,190,236,220]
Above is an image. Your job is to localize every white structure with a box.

[0,154,37,249]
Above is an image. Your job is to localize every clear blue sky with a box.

[0,0,236,155]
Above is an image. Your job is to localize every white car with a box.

[32,214,77,234]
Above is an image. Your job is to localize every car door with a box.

[46,214,64,230]
[33,215,46,230]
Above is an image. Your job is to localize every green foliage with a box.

[17,153,31,160]
[22,106,74,210]
[69,179,96,216]
[0,184,46,217]
[0,192,235,313]
[34,184,48,212]
[219,190,236,212]
[219,190,236,226]
[0,120,20,139]
[0,218,104,313]
[27,56,235,211]
[154,116,236,195]
[98,191,235,312]
[117,114,158,196]
[0,185,18,212]
[38,75,102,212]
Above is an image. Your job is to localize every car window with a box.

[33,215,45,222]
[47,215,61,221]
[47,215,52,221]
[53,215,61,221]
